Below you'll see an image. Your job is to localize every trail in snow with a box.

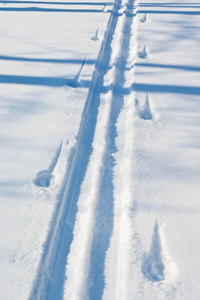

[63,0,128,298]
[29,0,181,299]
[30,0,142,298]
[3,0,200,299]
[65,0,139,299]
[29,1,122,299]
[102,1,139,299]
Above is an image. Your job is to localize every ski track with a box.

[29,0,143,298]
[29,0,123,299]
[5,0,197,299]
[102,0,139,299]
[65,0,139,299]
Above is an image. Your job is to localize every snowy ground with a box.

[1,0,200,299]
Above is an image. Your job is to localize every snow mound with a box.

[142,219,178,283]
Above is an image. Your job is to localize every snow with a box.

[0,1,112,299]
[142,219,178,283]
[1,0,200,299]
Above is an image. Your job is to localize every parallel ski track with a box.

[29,1,122,299]
[102,1,139,299]
[64,1,131,299]
[65,0,139,299]
[89,1,138,299]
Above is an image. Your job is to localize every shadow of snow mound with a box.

[142,219,178,283]
[33,170,53,187]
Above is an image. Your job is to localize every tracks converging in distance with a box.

[30,0,140,299]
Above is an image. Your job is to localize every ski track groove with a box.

[65,0,133,298]
[103,1,140,299]
[89,1,139,299]
[65,0,140,299]
[29,0,142,298]
[29,0,123,299]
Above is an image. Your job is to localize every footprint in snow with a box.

[140,13,147,23]
[142,219,178,283]
[140,93,153,120]
[66,58,86,88]
[33,141,63,188]
[138,45,149,59]
[102,4,107,12]
[135,98,139,110]
[33,170,53,188]
[91,28,99,41]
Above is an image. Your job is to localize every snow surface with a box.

[1,0,200,299]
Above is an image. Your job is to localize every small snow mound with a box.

[33,170,53,187]
[138,45,148,59]
[142,219,178,283]
[140,93,153,120]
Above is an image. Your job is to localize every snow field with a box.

[131,1,200,299]
[1,0,200,299]
[0,1,113,299]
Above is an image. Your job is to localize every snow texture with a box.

[142,219,178,283]
[1,0,200,299]
[139,93,153,120]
